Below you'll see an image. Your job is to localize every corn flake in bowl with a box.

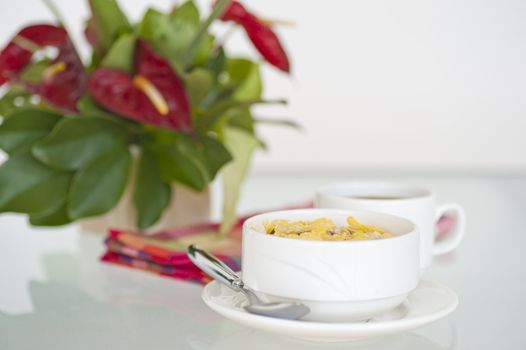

[263,215,393,241]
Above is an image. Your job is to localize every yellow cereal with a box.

[262,215,393,241]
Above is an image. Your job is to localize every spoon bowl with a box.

[245,302,310,320]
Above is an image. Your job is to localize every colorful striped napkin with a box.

[101,220,243,284]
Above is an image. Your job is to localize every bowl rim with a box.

[242,208,418,246]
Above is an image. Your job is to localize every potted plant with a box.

[0,0,293,233]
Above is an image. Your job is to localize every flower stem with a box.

[42,0,66,26]
[182,0,232,70]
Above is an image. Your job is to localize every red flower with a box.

[219,1,290,73]
[0,24,85,112]
[88,40,192,132]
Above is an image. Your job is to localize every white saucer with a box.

[202,279,458,342]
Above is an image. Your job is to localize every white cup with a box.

[315,182,465,270]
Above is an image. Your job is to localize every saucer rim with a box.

[201,278,458,333]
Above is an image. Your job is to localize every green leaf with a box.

[101,34,136,72]
[171,0,200,24]
[88,50,102,72]
[193,34,215,67]
[197,59,264,126]
[77,95,137,130]
[0,85,33,117]
[137,8,165,35]
[197,134,232,180]
[32,116,129,170]
[20,59,51,83]
[138,2,212,71]
[138,9,185,71]
[0,152,72,215]
[68,146,131,219]
[185,68,213,106]
[4,172,72,215]
[134,147,171,229]
[200,98,286,130]
[199,84,237,110]
[227,58,262,101]
[206,47,226,80]
[220,126,260,234]
[77,95,117,119]
[254,117,302,130]
[150,136,207,191]
[157,133,231,182]
[29,203,72,226]
[89,0,132,53]
[0,108,62,154]
[227,107,255,133]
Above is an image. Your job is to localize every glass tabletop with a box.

[1,176,525,349]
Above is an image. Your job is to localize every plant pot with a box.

[79,148,210,234]
[80,185,210,234]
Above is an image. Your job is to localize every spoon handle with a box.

[187,245,244,291]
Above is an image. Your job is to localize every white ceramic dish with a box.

[202,279,458,342]
[242,209,420,322]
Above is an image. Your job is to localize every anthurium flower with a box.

[0,24,86,112]
[218,1,290,73]
[88,40,192,132]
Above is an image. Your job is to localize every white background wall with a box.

[1,0,525,175]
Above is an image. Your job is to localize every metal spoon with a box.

[187,244,309,320]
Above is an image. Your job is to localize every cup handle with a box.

[434,203,466,255]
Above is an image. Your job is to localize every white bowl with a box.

[241,209,420,322]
